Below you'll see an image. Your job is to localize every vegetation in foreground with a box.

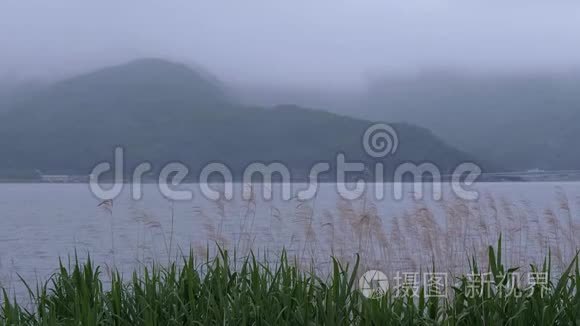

[2,240,580,325]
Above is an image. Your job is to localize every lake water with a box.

[1,182,580,296]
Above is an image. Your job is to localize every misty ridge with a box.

[0,57,578,180]
[238,70,580,171]
[0,59,474,180]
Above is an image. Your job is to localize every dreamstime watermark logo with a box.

[362,123,398,158]
[89,123,482,202]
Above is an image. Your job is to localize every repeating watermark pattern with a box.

[358,271,549,299]
[89,123,482,202]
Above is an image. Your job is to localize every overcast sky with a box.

[1,0,580,87]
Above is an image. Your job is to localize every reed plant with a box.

[2,238,580,325]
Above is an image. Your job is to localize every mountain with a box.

[364,72,580,171]
[238,72,580,172]
[0,59,480,180]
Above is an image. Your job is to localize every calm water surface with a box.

[1,182,579,294]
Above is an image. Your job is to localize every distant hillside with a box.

[0,59,480,180]
[237,72,580,172]
[364,72,580,171]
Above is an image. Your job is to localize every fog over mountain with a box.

[2,1,580,86]
[1,1,579,175]
[0,59,480,179]
[235,70,580,171]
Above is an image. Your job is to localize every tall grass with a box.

[2,239,580,325]
[3,185,579,324]
[175,186,580,279]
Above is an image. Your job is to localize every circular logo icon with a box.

[363,123,398,158]
[359,270,389,299]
